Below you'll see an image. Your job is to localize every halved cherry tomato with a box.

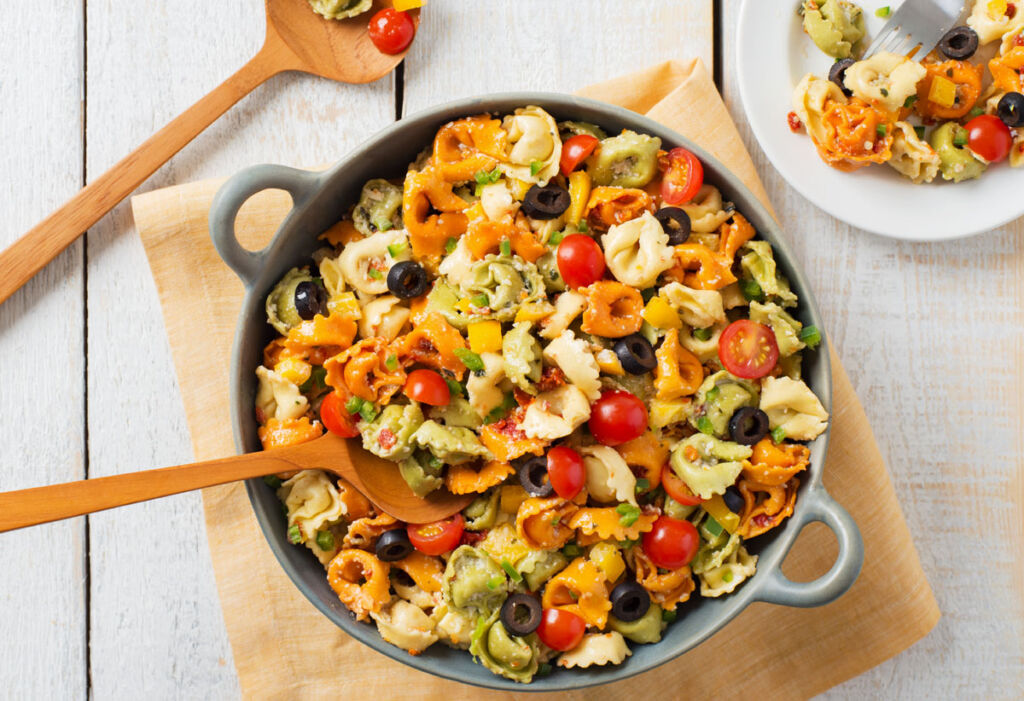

[546,446,586,499]
[536,608,586,651]
[966,114,1013,163]
[404,368,451,406]
[407,514,465,556]
[559,134,600,175]
[588,389,648,446]
[661,147,704,205]
[661,463,704,506]
[319,391,360,438]
[718,320,779,380]
[556,234,605,289]
[642,515,699,569]
[367,8,416,55]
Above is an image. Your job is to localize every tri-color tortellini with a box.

[254,106,829,682]
[792,0,1024,181]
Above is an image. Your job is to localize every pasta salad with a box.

[792,0,1024,182]
[254,106,829,682]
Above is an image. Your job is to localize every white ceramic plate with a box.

[736,0,1024,241]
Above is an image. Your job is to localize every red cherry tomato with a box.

[661,464,704,506]
[661,147,704,205]
[407,514,465,556]
[367,8,416,55]
[966,114,1013,163]
[718,320,779,380]
[556,234,605,289]
[588,389,648,446]
[404,368,451,406]
[546,446,586,499]
[559,134,600,175]
[642,516,699,569]
[536,608,586,651]
[319,391,360,438]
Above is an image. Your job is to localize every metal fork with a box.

[864,0,968,58]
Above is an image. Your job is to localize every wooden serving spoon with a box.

[0,432,472,533]
[0,0,418,307]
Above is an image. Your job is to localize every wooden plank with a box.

[720,1,1024,696]
[0,2,88,699]
[82,1,394,697]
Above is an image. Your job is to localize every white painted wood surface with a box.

[0,0,1019,698]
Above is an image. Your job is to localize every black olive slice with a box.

[728,407,770,446]
[501,593,542,636]
[386,260,430,299]
[375,529,414,562]
[614,334,657,375]
[609,581,651,622]
[997,92,1024,128]
[522,184,571,220]
[518,456,554,497]
[294,280,328,320]
[655,206,692,245]
[722,485,745,514]
[828,58,856,98]
[938,26,979,60]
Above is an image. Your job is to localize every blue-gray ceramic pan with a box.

[209,93,863,692]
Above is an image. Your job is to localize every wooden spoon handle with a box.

[0,43,285,307]
[0,449,302,533]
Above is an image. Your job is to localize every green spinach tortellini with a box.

[398,449,444,497]
[587,130,662,188]
[463,489,501,531]
[931,122,987,183]
[411,420,492,465]
[690,371,760,437]
[442,545,508,615]
[429,396,484,429]
[749,301,806,357]
[308,0,371,20]
[609,603,665,644]
[558,120,608,141]
[266,267,315,335]
[459,255,546,322]
[801,0,866,59]
[740,241,798,308]
[360,403,424,461]
[516,549,568,592]
[469,611,541,683]
[670,433,752,500]
[352,178,403,236]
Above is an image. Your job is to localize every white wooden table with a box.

[1,1,1021,698]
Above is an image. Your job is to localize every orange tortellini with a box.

[541,557,612,628]
[737,477,800,538]
[515,497,578,550]
[581,280,644,338]
[654,328,705,400]
[567,507,658,544]
[327,548,391,621]
[324,337,406,404]
[632,548,696,611]
[444,460,516,495]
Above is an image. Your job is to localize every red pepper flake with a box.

[460,530,486,546]
[1015,33,1024,46]
[752,513,775,528]
[378,428,397,450]
[1008,3,1017,19]
[536,366,566,392]
[787,111,803,133]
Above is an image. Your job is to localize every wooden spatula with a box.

[0,432,472,533]
[0,0,417,307]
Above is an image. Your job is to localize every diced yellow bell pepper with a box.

[642,296,682,329]
[648,398,691,429]
[514,300,555,322]
[393,0,424,10]
[928,76,957,109]
[509,178,532,201]
[567,171,591,225]
[465,201,487,223]
[500,485,530,514]
[703,494,741,534]
[988,0,1008,19]
[468,320,503,354]
[275,357,312,386]
[455,297,472,314]
[588,542,626,582]
[595,348,625,375]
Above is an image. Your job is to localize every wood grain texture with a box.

[82,0,390,698]
[0,2,88,700]
[720,1,1024,697]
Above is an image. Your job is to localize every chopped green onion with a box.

[903,95,919,109]
[472,615,488,644]
[359,403,378,423]
[345,396,365,415]
[706,386,721,402]
[876,124,887,137]
[635,478,651,493]
[693,327,713,341]
[287,524,303,544]
[386,242,405,258]
[474,166,501,185]
[385,354,399,371]
[500,239,512,257]
[486,575,505,590]
[771,426,786,444]
[484,392,517,424]
[444,377,464,397]
[537,662,553,677]
[501,559,523,582]
[455,347,485,372]
[548,231,565,245]
[969,106,985,118]
[530,160,544,176]
[662,608,678,623]
[875,5,891,17]
[740,278,764,302]
[471,293,490,308]
[263,475,282,489]
[427,454,444,470]
[300,366,327,393]
[914,125,927,140]
[367,268,383,280]
[315,530,335,551]
[550,514,562,526]
[953,127,968,147]
[577,220,589,233]
[697,416,715,435]
[616,503,641,527]
[562,542,584,558]
[703,516,724,538]
[445,237,458,254]
[723,570,734,583]
[799,324,822,349]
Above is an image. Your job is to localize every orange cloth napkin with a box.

[131,59,939,700]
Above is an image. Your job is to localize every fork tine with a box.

[865,25,897,56]
[875,28,905,55]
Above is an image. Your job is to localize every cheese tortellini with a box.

[542,330,602,401]
[255,365,308,421]
[886,121,941,185]
[601,212,675,288]
[759,376,829,440]
[658,281,726,328]
[967,0,1024,44]
[371,599,439,654]
[557,632,632,668]
[338,229,411,295]
[842,52,927,113]
[500,106,562,184]
[581,445,638,506]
